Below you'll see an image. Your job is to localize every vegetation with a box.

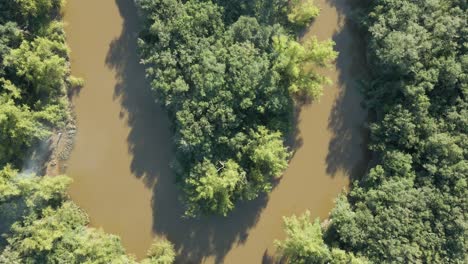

[1,0,331,261]
[0,167,176,263]
[3,0,464,263]
[0,1,176,263]
[142,239,176,264]
[287,0,320,27]
[0,0,70,167]
[275,211,369,264]
[276,0,467,263]
[0,167,131,263]
[136,0,336,216]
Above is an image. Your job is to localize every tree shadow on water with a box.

[105,0,268,263]
[324,0,371,181]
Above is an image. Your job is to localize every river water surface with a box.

[64,0,368,262]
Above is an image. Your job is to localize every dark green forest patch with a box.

[135,0,336,217]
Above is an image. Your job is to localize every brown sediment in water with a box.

[64,0,369,262]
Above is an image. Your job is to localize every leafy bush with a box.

[288,0,320,26]
[142,239,176,264]
[0,0,71,168]
[275,211,369,264]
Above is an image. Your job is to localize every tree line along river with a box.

[64,0,368,262]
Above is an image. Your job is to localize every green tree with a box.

[322,0,468,262]
[0,22,23,67]
[0,170,137,264]
[136,0,336,216]
[273,34,337,99]
[275,211,369,264]
[0,96,50,166]
[142,239,176,264]
[288,0,320,27]
[14,0,64,22]
[4,37,68,98]
[0,165,21,202]
[0,0,147,263]
[185,159,245,216]
[275,211,331,263]
[244,126,290,194]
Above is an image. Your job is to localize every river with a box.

[64,0,368,263]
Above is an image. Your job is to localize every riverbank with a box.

[64,0,158,255]
[42,116,77,176]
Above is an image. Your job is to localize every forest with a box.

[136,0,336,216]
[274,0,467,263]
[0,0,466,263]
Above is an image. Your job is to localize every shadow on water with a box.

[324,0,370,181]
[286,105,305,160]
[105,0,268,262]
[262,249,283,264]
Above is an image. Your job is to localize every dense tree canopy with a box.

[0,0,70,168]
[136,0,336,216]
[287,0,320,27]
[4,0,464,263]
[275,211,369,264]
[277,0,467,263]
[1,0,332,261]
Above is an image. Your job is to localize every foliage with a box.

[136,0,335,216]
[0,166,178,263]
[185,159,244,216]
[0,0,64,29]
[273,34,337,99]
[4,37,68,97]
[0,23,23,64]
[0,97,51,166]
[275,211,369,264]
[15,0,62,18]
[0,0,71,168]
[214,0,289,25]
[277,0,467,263]
[142,239,176,264]
[320,0,468,263]
[0,1,173,263]
[0,168,138,263]
[0,165,22,203]
[288,0,320,27]
[68,76,85,88]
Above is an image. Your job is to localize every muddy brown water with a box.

[64,0,368,262]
